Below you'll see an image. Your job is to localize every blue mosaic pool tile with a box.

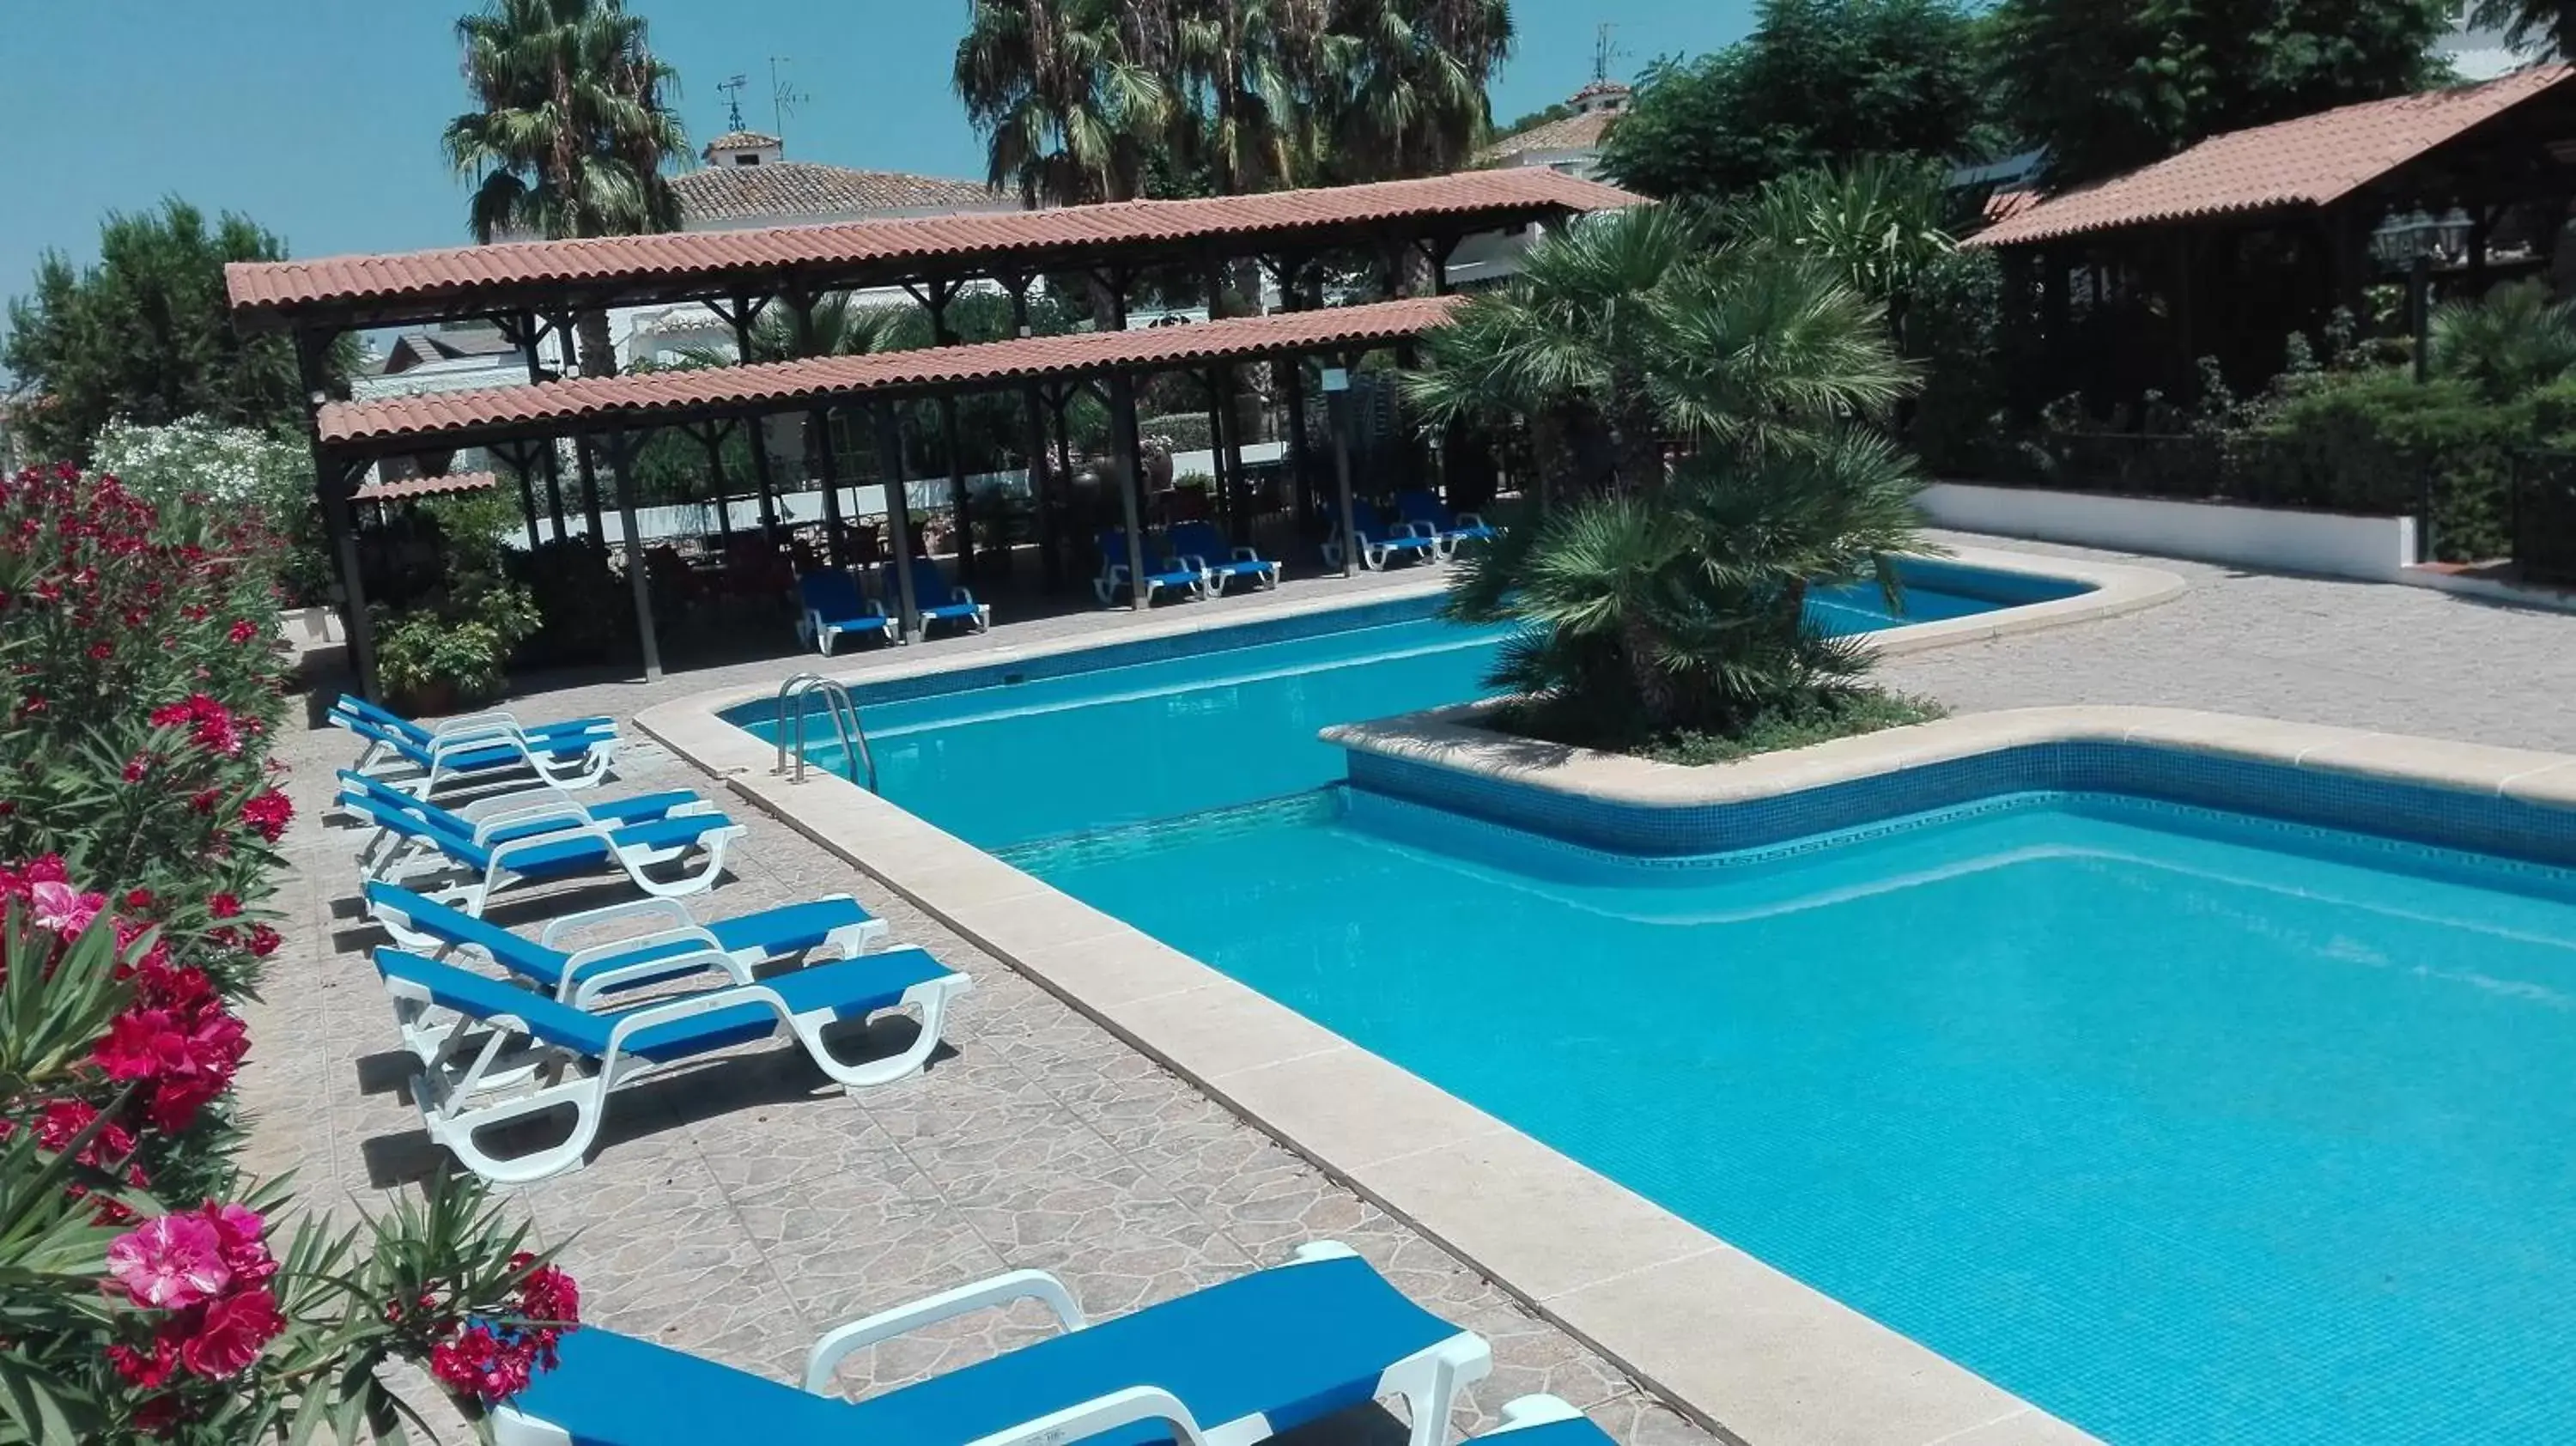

[1346,741,2576,871]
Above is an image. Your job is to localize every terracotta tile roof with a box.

[228,168,1637,325]
[702,130,780,151]
[1973,66,2573,247]
[1478,110,1619,164]
[319,295,1465,451]
[673,161,1010,222]
[351,471,498,503]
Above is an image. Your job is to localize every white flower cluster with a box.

[91,416,313,525]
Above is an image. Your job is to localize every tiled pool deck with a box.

[241,535,2576,1443]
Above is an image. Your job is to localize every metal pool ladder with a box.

[775,673,878,792]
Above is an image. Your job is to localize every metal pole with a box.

[2411,251,2433,386]
[517,312,568,541]
[873,403,923,641]
[558,316,606,549]
[701,423,733,545]
[604,428,663,682]
[295,329,378,697]
[1109,372,1151,611]
[730,295,783,530]
[510,446,541,550]
[927,284,975,582]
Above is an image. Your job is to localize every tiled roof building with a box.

[674,130,1018,230]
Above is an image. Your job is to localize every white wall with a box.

[1921,482,2420,582]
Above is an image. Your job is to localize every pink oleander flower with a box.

[28,880,103,938]
[200,1202,276,1287]
[105,1214,229,1309]
[226,618,258,645]
[240,789,292,843]
[179,1285,284,1378]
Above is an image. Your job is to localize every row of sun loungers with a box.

[328,696,1618,1446]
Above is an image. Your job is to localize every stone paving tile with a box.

[243,540,2576,1445]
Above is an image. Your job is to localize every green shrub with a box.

[507,538,629,668]
[2245,369,2516,560]
[1139,413,1213,454]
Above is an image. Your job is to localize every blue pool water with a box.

[756,557,2087,848]
[1017,788,2576,1444]
[732,558,2576,1439]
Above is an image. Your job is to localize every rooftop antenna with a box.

[1592,23,1625,85]
[717,73,749,133]
[769,56,810,141]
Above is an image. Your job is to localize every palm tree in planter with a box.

[1409,203,1927,748]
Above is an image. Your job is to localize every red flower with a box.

[243,923,281,958]
[188,790,219,815]
[429,1323,537,1403]
[240,789,292,843]
[107,1336,179,1389]
[198,1202,276,1287]
[208,893,241,919]
[178,1285,283,1378]
[123,887,153,911]
[121,754,152,783]
[226,619,258,645]
[88,641,112,660]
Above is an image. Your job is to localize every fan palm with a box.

[956,0,1175,209]
[680,292,915,366]
[443,0,685,378]
[1725,157,1958,310]
[1313,0,1513,183]
[2430,278,2576,402]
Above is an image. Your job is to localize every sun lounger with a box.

[1477,1396,1617,1446]
[797,570,899,654]
[1169,520,1282,595]
[1094,527,1210,606]
[1394,489,1498,559]
[888,557,992,635]
[337,770,712,866]
[374,944,969,1183]
[339,783,742,914]
[332,701,621,794]
[1322,503,1441,571]
[366,880,887,1015]
[489,1240,1490,1446]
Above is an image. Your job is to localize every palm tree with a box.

[2430,278,2576,402]
[1415,204,1928,740]
[442,0,686,378]
[681,292,916,366]
[955,1,1174,210]
[1313,0,1513,183]
[1171,0,1328,195]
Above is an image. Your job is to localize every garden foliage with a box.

[0,462,576,1443]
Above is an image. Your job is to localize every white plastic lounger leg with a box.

[789,973,973,1090]
[615,825,740,898]
[1492,1397,1587,1431]
[804,1267,1085,1393]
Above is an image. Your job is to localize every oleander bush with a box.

[0,463,578,1443]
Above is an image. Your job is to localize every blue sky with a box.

[3,1,1755,303]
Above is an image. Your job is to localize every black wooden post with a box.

[697,422,734,545]
[1271,254,1313,526]
[295,328,377,696]
[1109,371,1151,610]
[509,312,568,540]
[1008,276,1060,588]
[556,313,607,550]
[601,428,662,681]
[725,293,782,530]
[872,402,922,641]
[1324,363,1358,580]
[787,291,847,566]
[920,281,977,582]
[506,442,541,549]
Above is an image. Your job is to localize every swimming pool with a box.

[740,556,2093,849]
[1012,783,2576,1444]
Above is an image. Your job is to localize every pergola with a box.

[230,167,1633,694]
[1968,65,2576,407]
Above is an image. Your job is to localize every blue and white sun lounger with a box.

[1394,489,1498,559]
[366,880,887,1016]
[1322,503,1441,571]
[374,945,969,1183]
[338,771,713,869]
[796,570,898,654]
[340,784,742,914]
[332,696,620,793]
[1475,1396,1616,1446]
[1094,528,1210,606]
[1169,520,1281,595]
[490,1241,1491,1446]
[889,557,992,635]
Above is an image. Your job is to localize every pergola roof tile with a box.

[230,169,1633,325]
[1972,65,2573,248]
[350,471,498,502]
[317,295,1464,452]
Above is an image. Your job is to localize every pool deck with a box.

[243,534,2576,1443]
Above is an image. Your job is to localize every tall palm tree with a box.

[955,0,1174,210]
[2470,1,2576,60]
[1171,0,1328,195]
[442,0,686,378]
[1313,0,1512,184]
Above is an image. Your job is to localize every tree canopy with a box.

[1987,0,2453,186]
[1598,0,1996,203]
[3,200,343,466]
